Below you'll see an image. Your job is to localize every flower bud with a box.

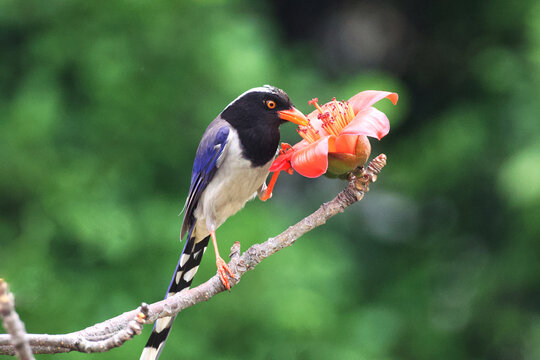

[326,135,371,178]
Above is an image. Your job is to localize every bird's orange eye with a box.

[266,100,276,109]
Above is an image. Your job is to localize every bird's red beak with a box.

[278,107,309,126]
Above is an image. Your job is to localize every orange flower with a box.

[270,90,398,178]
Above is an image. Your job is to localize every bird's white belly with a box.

[193,133,272,239]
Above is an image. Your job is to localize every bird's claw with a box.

[216,257,235,291]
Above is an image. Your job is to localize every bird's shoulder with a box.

[196,118,230,154]
[192,118,231,173]
[181,118,231,239]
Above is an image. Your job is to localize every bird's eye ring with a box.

[266,100,276,109]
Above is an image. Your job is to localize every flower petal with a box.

[269,143,298,172]
[348,90,398,112]
[340,107,390,140]
[269,153,292,172]
[292,139,310,150]
[332,134,358,155]
[291,136,335,178]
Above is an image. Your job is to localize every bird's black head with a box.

[220,85,307,130]
[220,85,308,166]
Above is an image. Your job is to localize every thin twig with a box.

[0,279,35,360]
[0,154,387,356]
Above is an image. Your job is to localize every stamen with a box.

[345,101,355,119]
[342,102,351,124]
[301,98,358,142]
[308,98,324,114]
[318,111,330,122]
[322,120,340,137]
[333,100,347,131]
[297,128,311,143]
[297,124,320,143]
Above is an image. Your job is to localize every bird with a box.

[140,85,308,360]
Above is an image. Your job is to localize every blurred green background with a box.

[1,0,539,359]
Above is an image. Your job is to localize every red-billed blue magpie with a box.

[140,85,308,360]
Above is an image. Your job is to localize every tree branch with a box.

[0,279,35,359]
[0,154,387,356]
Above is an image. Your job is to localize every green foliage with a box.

[1,0,539,359]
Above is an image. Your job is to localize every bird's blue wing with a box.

[181,122,230,238]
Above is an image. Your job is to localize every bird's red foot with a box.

[216,257,235,291]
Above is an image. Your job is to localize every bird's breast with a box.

[194,130,272,238]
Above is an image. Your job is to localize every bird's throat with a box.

[236,126,280,167]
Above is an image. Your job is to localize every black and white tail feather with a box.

[140,118,231,360]
[140,229,209,360]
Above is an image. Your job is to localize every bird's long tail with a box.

[140,231,210,360]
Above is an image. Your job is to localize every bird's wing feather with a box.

[180,120,230,238]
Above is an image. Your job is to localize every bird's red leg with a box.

[210,231,235,291]
[260,171,281,201]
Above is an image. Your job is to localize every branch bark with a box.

[0,279,35,359]
[0,154,387,356]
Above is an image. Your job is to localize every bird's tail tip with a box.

[140,345,161,360]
